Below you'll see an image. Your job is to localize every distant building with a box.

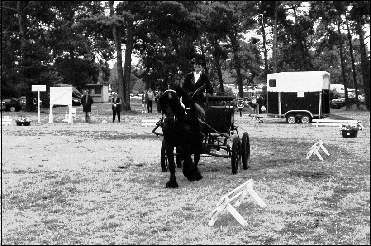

[84,84,109,103]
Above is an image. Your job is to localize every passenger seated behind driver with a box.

[182,56,214,109]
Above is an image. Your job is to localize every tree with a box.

[109,1,125,107]
[218,1,259,98]
[2,1,113,109]
[202,1,232,94]
[349,1,370,110]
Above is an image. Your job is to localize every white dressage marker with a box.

[312,119,360,128]
[141,119,160,127]
[208,179,267,228]
[1,116,13,126]
[306,140,330,161]
[62,108,77,123]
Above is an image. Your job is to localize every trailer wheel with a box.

[286,115,296,124]
[301,115,311,124]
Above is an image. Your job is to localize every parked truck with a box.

[266,71,330,124]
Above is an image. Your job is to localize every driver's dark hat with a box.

[191,55,206,67]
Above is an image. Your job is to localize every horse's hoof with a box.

[195,173,203,181]
[166,181,178,188]
[162,168,167,172]
[187,172,203,182]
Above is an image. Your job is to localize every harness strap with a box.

[163,89,177,94]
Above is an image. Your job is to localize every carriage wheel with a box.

[161,140,168,172]
[231,136,240,175]
[241,132,250,170]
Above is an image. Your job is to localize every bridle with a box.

[161,89,184,124]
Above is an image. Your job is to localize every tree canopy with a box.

[1,1,370,110]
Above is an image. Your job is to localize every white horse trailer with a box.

[266,71,331,124]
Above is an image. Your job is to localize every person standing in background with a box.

[146,88,155,113]
[111,92,122,123]
[81,89,94,123]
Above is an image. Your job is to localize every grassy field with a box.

[1,100,370,245]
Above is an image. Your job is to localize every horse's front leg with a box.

[190,152,203,181]
[183,151,203,182]
[165,146,178,188]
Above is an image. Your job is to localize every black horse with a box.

[158,87,204,188]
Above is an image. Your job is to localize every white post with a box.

[32,85,46,123]
[319,91,322,118]
[247,182,267,207]
[37,91,41,123]
[68,104,73,124]
[278,92,281,118]
[49,104,53,123]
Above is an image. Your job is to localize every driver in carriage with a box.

[181,55,214,121]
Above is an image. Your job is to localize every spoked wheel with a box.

[231,136,240,175]
[161,140,168,172]
[241,132,250,170]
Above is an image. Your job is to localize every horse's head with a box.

[160,87,204,152]
[159,89,186,123]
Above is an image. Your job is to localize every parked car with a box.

[1,101,5,111]
[19,96,27,109]
[2,98,24,112]
[330,98,346,109]
[72,97,81,106]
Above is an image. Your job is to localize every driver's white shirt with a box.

[193,71,201,84]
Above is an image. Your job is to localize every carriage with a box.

[153,93,251,175]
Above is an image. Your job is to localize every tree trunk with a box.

[261,15,268,75]
[230,33,243,98]
[17,1,26,67]
[17,1,32,111]
[212,40,224,94]
[357,15,370,110]
[109,1,124,107]
[337,20,349,108]
[346,19,360,109]
[273,1,278,73]
[215,56,224,94]
[123,16,134,110]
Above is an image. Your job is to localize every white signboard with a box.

[32,85,46,91]
[49,87,73,124]
[50,87,72,105]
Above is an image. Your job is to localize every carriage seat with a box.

[204,106,234,133]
